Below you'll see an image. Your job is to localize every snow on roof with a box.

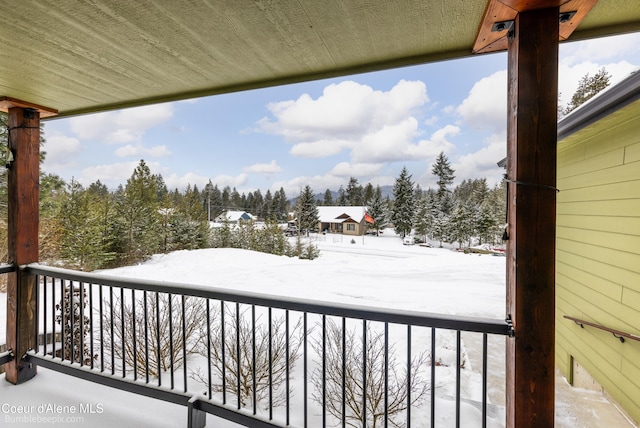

[317,206,367,223]
[217,210,252,222]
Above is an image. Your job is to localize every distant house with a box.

[214,210,253,224]
[317,206,372,236]
[554,71,640,424]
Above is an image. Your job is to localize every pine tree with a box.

[413,190,434,243]
[116,160,162,264]
[336,185,347,206]
[296,185,320,234]
[431,152,455,204]
[323,189,334,206]
[367,185,388,235]
[346,177,364,206]
[562,67,611,116]
[391,166,415,238]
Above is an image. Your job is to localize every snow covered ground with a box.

[0,230,633,427]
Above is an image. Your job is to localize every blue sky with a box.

[42,32,640,197]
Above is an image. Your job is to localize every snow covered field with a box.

[0,230,509,427]
[0,230,629,427]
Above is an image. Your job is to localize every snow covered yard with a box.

[0,230,633,427]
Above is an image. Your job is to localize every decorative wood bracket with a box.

[473,0,599,54]
[0,96,58,118]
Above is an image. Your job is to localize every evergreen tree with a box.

[346,177,364,206]
[336,185,347,206]
[277,187,289,221]
[367,185,388,236]
[413,190,434,243]
[431,152,455,204]
[171,184,209,250]
[391,167,415,238]
[562,67,611,116]
[263,190,274,219]
[363,183,375,205]
[296,185,320,234]
[323,189,334,206]
[59,179,115,270]
[116,160,162,264]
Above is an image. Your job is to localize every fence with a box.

[5,263,511,427]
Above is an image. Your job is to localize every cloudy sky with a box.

[42,32,640,196]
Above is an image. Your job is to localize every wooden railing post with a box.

[5,106,40,384]
[505,7,559,427]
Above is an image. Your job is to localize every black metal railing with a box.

[19,263,510,427]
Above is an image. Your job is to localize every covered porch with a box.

[2,1,640,427]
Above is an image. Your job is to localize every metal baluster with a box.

[482,333,488,428]
[182,295,187,393]
[156,292,161,387]
[169,293,174,390]
[236,302,241,410]
[89,282,94,369]
[456,330,461,428]
[121,287,125,377]
[407,324,412,428]
[43,276,47,355]
[303,312,308,428]
[110,286,114,375]
[268,307,273,420]
[431,328,436,428]
[342,317,347,428]
[80,282,86,366]
[99,285,103,372]
[286,309,290,426]
[144,290,149,383]
[322,314,326,428]
[132,289,137,381]
[52,277,56,359]
[222,301,226,404]
[384,322,389,428]
[362,319,367,427]
[69,281,74,363]
[252,304,257,414]
[206,299,211,399]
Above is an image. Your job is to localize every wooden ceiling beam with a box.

[473,0,599,54]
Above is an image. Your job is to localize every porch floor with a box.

[0,367,635,427]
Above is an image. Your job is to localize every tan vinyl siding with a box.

[556,110,640,424]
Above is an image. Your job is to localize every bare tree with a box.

[192,305,303,410]
[101,291,204,377]
[311,319,430,428]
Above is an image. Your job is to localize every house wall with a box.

[556,112,640,424]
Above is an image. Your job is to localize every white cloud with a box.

[560,33,640,65]
[69,103,174,144]
[329,162,384,178]
[42,133,82,171]
[259,80,430,161]
[114,144,172,158]
[352,121,459,164]
[243,160,282,175]
[456,70,507,132]
[452,133,506,187]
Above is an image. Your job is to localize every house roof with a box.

[498,70,640,169]
[318,206,367,223]
[218,211,252,222]
[558,70,640,141]
[1,1,639,119]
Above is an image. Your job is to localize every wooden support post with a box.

[505,7,558,427]
[5,106,40,384]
